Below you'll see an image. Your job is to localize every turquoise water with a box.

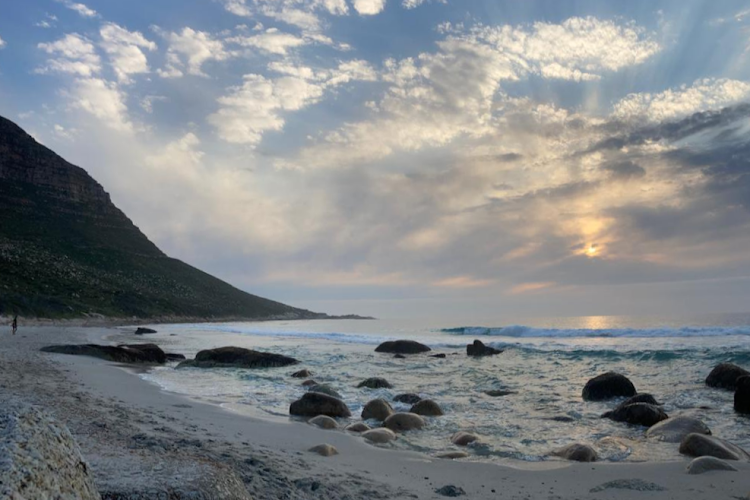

[137,313,750,463]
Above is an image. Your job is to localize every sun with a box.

[585,244,598,257]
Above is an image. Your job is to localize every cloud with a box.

[402,0,445,9]
[67,77,134,132]
[228,28,307,55]
[613,78,750,123]
[56,0,98,18]
[219,0,350,33]
[35,14,58,29]
[100,23,157,83]
[37,33,102,77]
[156,27,230,78]
[0,36,5,49]
[352,0,387,16]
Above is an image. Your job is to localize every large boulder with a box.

[410,399,444,416]
[362,428,397,444]
[602,403,668,427]
[375,340,431,354]
[466,340,502,357]
[734,376,750,414]
[679,433,750,461]
[451,432,479,446]
[177,346,297,369]
[307,384,343,400]
[646,416,711,443]
[686,456,738,475]
[582,372,636,401]
[1,404,100,500]
[41,343,167,364]
[551,443,598,462]
[362,399,394,421]
[357,377,392,389]
[384,412,426,432]
[290,392,351,418]
[705,363,750,390]
[393,393,422,404]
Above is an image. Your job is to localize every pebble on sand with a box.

[308,444,338,457]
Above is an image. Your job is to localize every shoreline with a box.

[3,326,750,499]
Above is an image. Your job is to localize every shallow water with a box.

[135,313,750,464]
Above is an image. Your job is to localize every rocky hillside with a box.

[0,115,319,320]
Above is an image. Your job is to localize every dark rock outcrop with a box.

[393,393,422,404]
[705,363,750,390]
[734,375,750,414]
[357,377,392,389]
[646,416,711,443]
[618,393,659,407]
[177,346,298,369]
[41,343,167,364]
[361,399,394,421]
[375,340,431,354]
[552,443,598,462]
[466,339,502,356]
[679,433,750,461]
[602,403,668,427]
[165,353,186,361]
[410,399,444,416]
[135,327,157,334]
[582,372,636,401]
[289,392,351,418]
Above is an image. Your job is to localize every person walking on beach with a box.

[11,315,17,335]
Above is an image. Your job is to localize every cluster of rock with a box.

[705,363,750,414]
[375,339,503,358]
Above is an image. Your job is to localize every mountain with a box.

[0,115,320,320]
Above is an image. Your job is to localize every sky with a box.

[1,0,750,320]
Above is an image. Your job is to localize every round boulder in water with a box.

[679,433,750,461]
[384,412,426,432]
[466,340,502,357]
[410,399,444,417]
[646,416,711,443]
[394,393,422,405]
[451,432,479,446]
[361,399,394,421]
[291,369,312,378]
[602,403,668,427]
[290,392,351,418]
[551,443,598,462]
[357,377,393,389]
[705,363,750,390]
[582,372,636,401]
[307,384,343,400]
[734,376,750,414]
[375,340,431,354]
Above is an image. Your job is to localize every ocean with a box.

[134,312,750,464]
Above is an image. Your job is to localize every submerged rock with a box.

[1,404,100,500]
[290,393,351,418]
[393,354,406,359]
[362,399,394,421]
[345,422,371,433]
[307,384,343,400]
[301,379,318,387]
[362,428,397,444]
[291,369,312,378]
[436,451,469,459]
[466,339,502,357]
[686,456,738,474]
[484,390,515,397]
[308,415,338,430]
[393,393,422,405]
[135,327,157,334]
[646,416,711,443]
[177,346,298,369]
[551,443,598,462]
[679,433,750,461]
[309,444,338,457]
[734,376,750,414]
[430,353,447,359]
[705,363,750,390]
[357,377,393,389]
[602,403,668,427]
[451,432,479,446]
[375,340,431,354]
[582,372,636,401]
[410,399,444,416]
[384,412,426,432]
[41,343,167,364]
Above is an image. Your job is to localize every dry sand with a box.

[2,325,749,499]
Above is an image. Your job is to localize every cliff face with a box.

[0,115,314,319]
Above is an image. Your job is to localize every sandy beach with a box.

[0,326,748,499]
